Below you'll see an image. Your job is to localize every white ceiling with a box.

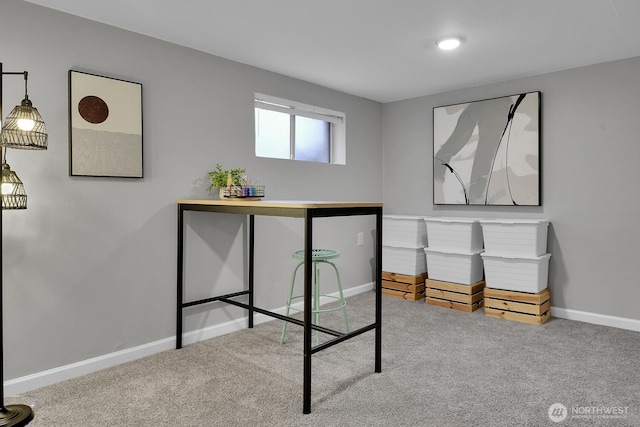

[25,0,640,103]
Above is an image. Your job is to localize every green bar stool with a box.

[280,249,350,344]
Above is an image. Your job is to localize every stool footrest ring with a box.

[287,294,347,314]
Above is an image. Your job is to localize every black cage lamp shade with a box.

[1,98,48,150]
[0,69,48,151]
[1,163,27,210]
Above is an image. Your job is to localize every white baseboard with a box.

[5,282,374,396]
[551,306,640,332]
[5,336,177,397]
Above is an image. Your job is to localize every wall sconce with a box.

[0,62,48,427]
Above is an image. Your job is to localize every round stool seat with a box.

[292,249,340,261]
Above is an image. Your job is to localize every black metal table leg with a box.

[375,208,382,372]
[303,212,313,414]
[248,215,255,328]
[176,205,184,349]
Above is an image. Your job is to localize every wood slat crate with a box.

[382,271,427,301]
[484,287,551,325]
[425,279,485,312]
[382,287,425,301]
[383,271,427,285]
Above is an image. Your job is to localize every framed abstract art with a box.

[69,70,143,177]
[433,91,540,206]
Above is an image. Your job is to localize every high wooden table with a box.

[176,199,383,413]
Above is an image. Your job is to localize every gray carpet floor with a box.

[14,290,640,426]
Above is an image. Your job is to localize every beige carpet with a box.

[13,291,640,426]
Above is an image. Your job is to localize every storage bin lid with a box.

[479,219,549,226]
[423,216,482,224]
[481,252,551,260]
[424,247,484,256]
[384,214,427,220]
[384,245,425,251]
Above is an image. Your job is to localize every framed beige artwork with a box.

[68,70,143,177]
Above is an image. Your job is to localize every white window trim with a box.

[254,93,346,164]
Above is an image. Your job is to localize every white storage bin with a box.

[423,248,484,285]
[481,253,551,293]
[480,219,549,257]
[383,246,427,276]
[383,215,428,249]
[424,217,483,252]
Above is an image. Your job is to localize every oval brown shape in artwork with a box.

[78,95,109,124]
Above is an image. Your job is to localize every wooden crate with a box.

[484,287,551,325]
[382,271,427,301]
[383,271,427,285]
[425,279,485,312]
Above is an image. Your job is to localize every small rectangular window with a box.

[255,93,345,164]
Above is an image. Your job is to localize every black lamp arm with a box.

[1,71,29,100]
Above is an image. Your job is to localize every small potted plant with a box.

[207,163,246,198]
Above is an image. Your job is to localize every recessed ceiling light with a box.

[436,37,462,50]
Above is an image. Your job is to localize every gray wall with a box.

[383,56,640,322]
[1,1,382,380]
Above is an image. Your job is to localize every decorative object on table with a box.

[433,91,540,206]
[1,62,49,426]
[68,70,142,178]
[222,182,265,199]
[207,163,245,198]
[206,164,264,199]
